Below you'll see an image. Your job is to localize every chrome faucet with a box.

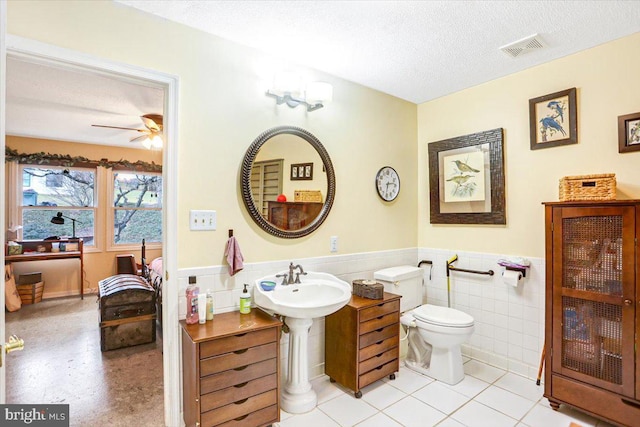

[288,262,307,284]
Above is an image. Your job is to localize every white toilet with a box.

[374,265,474,385]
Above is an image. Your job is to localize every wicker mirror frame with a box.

[241,126,336,238]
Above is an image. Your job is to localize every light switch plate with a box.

[190,210,216,231]
[330,236,338,253]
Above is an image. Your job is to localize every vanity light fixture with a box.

[266,72,333,112]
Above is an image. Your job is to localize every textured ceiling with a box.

[6,1,640,147]
[6,57,164,148]
[116,0,640,104]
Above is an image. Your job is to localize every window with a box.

[112,172,162,245]
[46,174,64,188]
[20,166,96,245]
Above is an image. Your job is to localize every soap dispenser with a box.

[240,284,251,314]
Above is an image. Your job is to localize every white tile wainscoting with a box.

[177,247,545,382]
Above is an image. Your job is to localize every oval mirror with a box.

[241,126,336,238]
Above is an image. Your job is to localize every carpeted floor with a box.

[6,296,164,426]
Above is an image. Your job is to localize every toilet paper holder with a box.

[504,265,526,279]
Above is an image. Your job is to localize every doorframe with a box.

[0,0,7,404]
[2,35,181,426]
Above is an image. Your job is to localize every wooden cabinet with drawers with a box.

[181,309,282,427]
[325,292,401,398]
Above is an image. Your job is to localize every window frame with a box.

[18,164,97,247]
[107,169,163,251]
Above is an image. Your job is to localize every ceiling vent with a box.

[500,34,546,58]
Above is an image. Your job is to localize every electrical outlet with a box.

[330,236,338,253]
[190,210,217,231]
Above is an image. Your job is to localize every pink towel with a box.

[224,236,244,276]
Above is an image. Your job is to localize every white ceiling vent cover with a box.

[500,34,546,58]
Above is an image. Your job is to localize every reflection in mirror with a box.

[241,126,335,238]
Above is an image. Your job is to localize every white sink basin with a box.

[254,272,351,319]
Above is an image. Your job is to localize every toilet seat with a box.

[412,304,474,328]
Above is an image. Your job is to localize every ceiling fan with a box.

[92,114,163,148]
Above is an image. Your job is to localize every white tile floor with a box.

[275,359,617,427]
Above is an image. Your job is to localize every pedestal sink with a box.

[254,271,351,414]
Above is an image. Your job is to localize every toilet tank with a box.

[374,266,423,312]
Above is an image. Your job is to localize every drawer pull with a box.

[378,303,384,307]
[377,316,384,320]
[376,353,383,358]
[376,328,383,332]
[376,341,383,345]
[234,333,247,337]
[233,365,248,371]
[621,398,640,409]
[234,381,248,388]
[234,398,249,405]
[234,415,249,421]
[233,348,249,354]
[376,366,384,370]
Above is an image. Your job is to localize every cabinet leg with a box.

[329,377,336,383]
[548,399,560,411]
[355,390,362,399]
[389,373,396,380]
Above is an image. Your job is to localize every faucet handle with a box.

[294,271,308,284]
[276,273,288,286]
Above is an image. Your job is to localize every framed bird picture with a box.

[618,112,640,153]
[529,87,578,150]
[428,128,505,224]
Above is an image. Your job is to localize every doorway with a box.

[2,35,180,426]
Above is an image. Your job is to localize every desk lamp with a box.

[51,212,78,239]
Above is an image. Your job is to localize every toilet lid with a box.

[413,304,474,327]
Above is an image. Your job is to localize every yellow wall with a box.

[7,1,418,268]
[7,136,162,296]
[418,32,640,258]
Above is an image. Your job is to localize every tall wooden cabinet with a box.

[181,309,282,427]
[544,201,640,426]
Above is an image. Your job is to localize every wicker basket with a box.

[559,174,616,201]
[294,190,323,203]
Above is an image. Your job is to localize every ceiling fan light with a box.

[142,134,163,150]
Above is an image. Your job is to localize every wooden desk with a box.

[5,239,84,299]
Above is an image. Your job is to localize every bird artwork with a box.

[547,101,564,123]
[539,98,567,142]
[444,151,485,202]
[446,174,476,197]
[452,160,480,173]
[629,121,640,145]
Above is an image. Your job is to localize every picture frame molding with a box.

[290,162,313,180]
[428,128,506,225]
[618,112,640,153]
[529,87,578,150]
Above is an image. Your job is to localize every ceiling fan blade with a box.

[130,134,149,143]
[141,116,161,132]
[92,124,146,132]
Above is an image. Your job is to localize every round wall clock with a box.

[375,166,400,202]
